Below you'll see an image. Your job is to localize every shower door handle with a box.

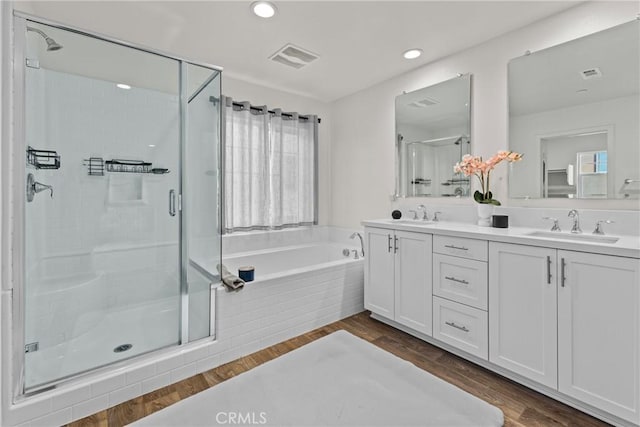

[169,189,176,217]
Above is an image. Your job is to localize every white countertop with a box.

[362,219,640,259]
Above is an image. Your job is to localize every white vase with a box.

[476,203,494,227]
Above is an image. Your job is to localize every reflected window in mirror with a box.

[395,74,471,198]
[508,19,639,200]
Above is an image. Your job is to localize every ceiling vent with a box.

[409,97,439,108]
[581,67,602,80]
[269,44,319,69]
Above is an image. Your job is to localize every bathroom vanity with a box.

[362,219,640,427]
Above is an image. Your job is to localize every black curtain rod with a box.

[210,96,321,123]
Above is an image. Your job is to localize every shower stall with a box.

[13,15,222,393]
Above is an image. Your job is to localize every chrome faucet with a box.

[593,220,614,235]
[433,211,442,222]
[543,216,561,232]
[408,209,418,220]
[417,204,428,220]
[568,209,581,234]
[350,232,364,257]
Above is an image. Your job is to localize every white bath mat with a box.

[131,330,504,426]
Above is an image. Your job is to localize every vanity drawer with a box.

[433,296,488,359]
[433,235,488,261]
[433,254,488,310]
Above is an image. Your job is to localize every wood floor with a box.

[67,311,609,427]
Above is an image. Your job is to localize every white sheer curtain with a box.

[222,96,317,233]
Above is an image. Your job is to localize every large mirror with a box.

[395,74,471,198]
[508,20,639,199]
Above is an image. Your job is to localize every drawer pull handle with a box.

[445,321,469,332]
[445,276,469,285]
[444,244,468,251]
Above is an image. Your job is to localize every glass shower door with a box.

[184,64,222,342]
[22,20,183,390]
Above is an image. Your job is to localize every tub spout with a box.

[350,232,364,258]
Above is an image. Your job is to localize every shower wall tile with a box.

[4,396,52,426]
[90,373,125,397]
[183,345,209,365]
[125,364,156,385]
[155,353,184,374]
[30,408,72,427]
[71,395,109,421]
[51,384,92,411]
[108,383,142,407]
[195,354,220,373]
[169,362,197,383]
[141,372,172,395]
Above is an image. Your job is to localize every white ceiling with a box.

[21,1,582,102]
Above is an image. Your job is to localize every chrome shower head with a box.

[44,37,63,51]
[27,26,63,52]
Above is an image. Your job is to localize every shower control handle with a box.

[169,189,176,217]
[26,173,53,202]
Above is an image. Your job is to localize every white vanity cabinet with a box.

[558,251,640,424]
[489,242,558,388]
[363,218,640,426]
[364,227,433,335]
[490,242,640,424]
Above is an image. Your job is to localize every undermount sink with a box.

[526,231,619,244]
[392,219,434,225]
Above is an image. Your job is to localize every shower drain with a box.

[113,344,133,353]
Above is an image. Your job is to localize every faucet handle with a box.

[542,216,561,232]
[433,211,442,222]
[417,204,428,220]
[408,209,418,220]
[593,220,614,235]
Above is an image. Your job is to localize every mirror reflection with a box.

[395,74,471,198]
[508,20,639,199]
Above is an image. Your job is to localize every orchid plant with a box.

[454,150,523,205]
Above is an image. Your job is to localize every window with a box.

[222,97,317,233]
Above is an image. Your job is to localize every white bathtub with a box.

[222,243,361,282]
[193,228,365,362]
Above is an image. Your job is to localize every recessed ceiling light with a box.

[251,1,277,18]
[148,144,156,148]
[576,89,588,93]
[116,83,131,90]
[403,49,423,60]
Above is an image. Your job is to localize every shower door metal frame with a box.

[10,11,222,398]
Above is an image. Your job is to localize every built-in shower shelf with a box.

[27,146,60,170]
[84,157,105,176]
[84,158,170,175]
[106,159,152,173]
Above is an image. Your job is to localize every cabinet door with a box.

[394,230,433,335]
[489,242,557,388]
[364,227,395,318]
[558,251,640,424]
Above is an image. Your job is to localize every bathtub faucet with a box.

[350,232,364,258]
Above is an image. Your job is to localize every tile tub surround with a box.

[3,227,364,426]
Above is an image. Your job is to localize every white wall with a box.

[330,1,640,228]
[223,76,332,226]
